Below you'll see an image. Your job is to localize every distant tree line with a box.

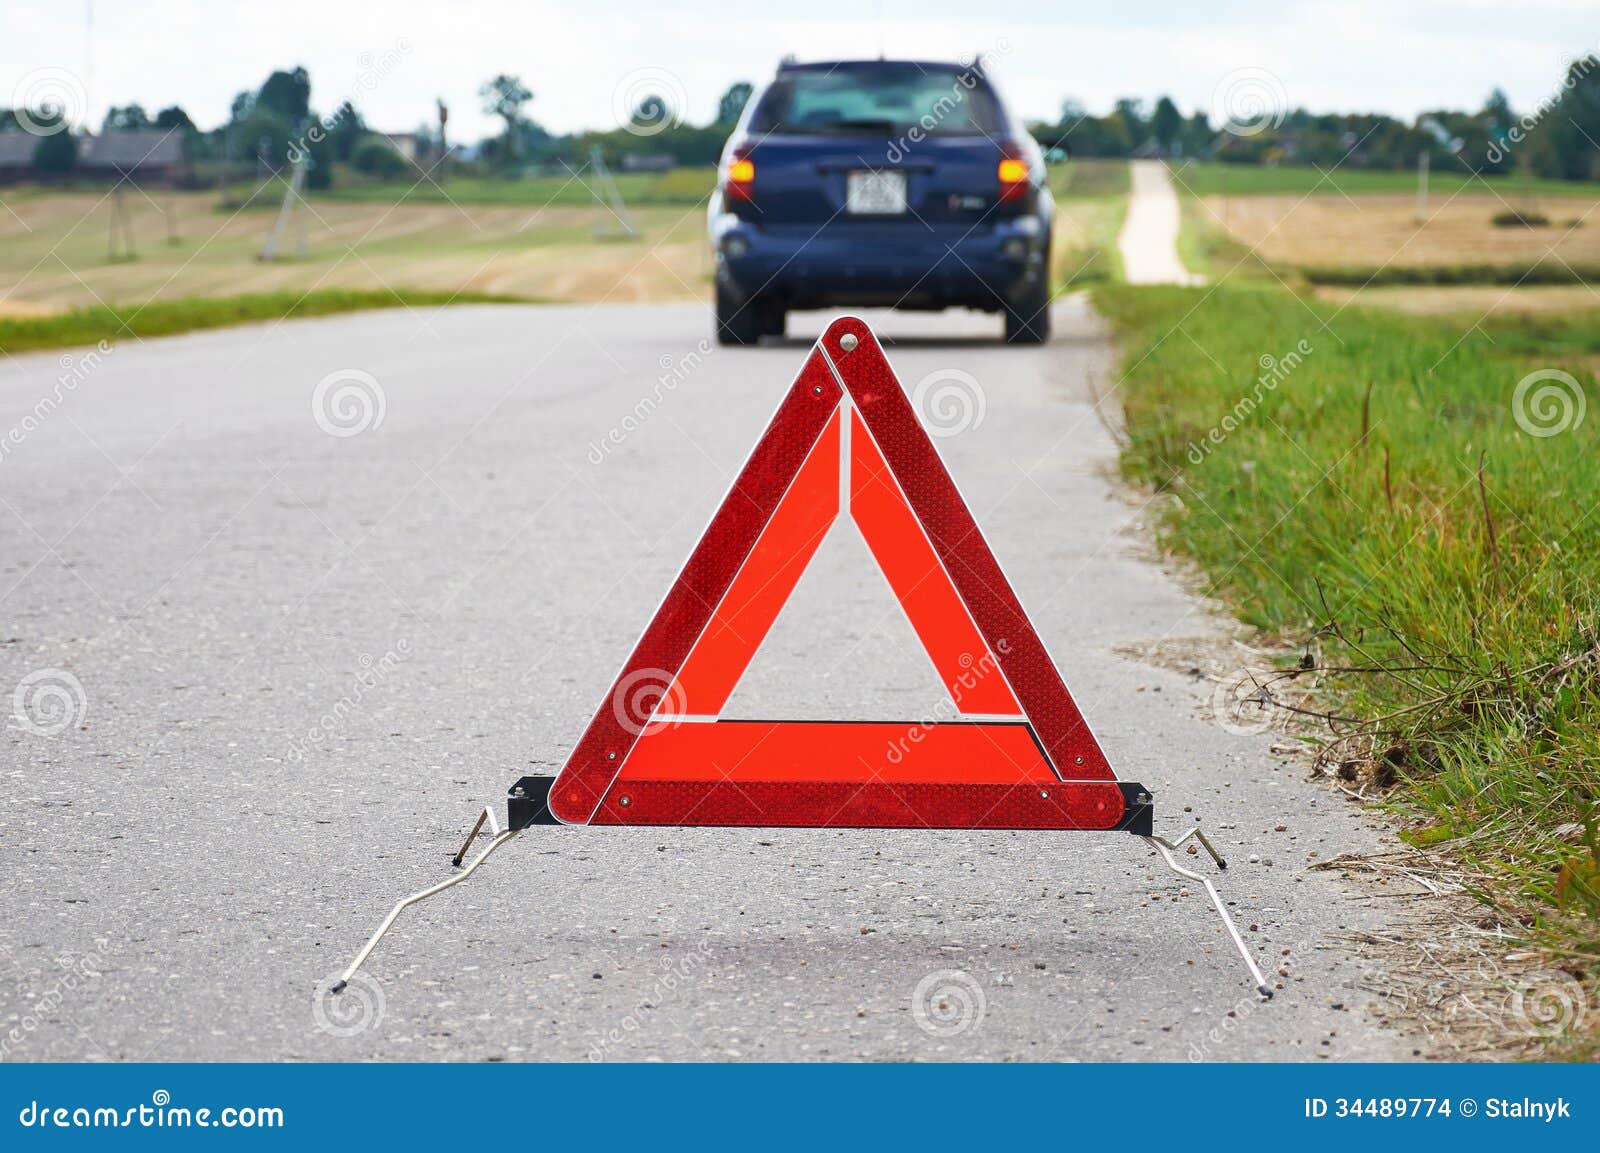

[7,54,1600,185]
[1034,57,1600,180]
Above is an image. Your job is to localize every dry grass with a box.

[1,183,1122,319]
[1205,192,1600,270]
[1313,283,1600,317]
[0,186,713,316]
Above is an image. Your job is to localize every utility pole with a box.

[589,146,637,239]
[1415,150,1429,222]
[260,155,308,261]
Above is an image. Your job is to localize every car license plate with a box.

[846,170,907,215]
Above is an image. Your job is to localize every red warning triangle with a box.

[548,318,1148,832]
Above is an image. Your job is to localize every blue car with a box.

[709,58,1053,345]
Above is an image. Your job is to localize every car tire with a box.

[716,281,766,346]
[763,304,787,340]
[1003,274,1052,345]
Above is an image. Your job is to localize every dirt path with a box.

[1119,160,1203,286]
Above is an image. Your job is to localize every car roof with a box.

[776,59,984,73]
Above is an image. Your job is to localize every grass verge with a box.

[1094,282,1599,1055]
[0,289,532,355]
[1301,263,1600,287]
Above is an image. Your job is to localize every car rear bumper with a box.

[710,213,1049,311]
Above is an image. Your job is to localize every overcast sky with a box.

[6,1,1599,140]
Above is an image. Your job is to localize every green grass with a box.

[1048,159,1130,199]
[1300,263,1600,287]
[1094,282,1599,1050]
[0,289,531,355]
[1168,160,1600,200]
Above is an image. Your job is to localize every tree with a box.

[479,74,532,158]
[257,67,311,122]
[153,106,196,133]
[717,82,753,125]
[327,101,365,161]
[352,137,408,179]
[1151,96,1182,154]
[631,93,669,132]
[32,123,77,173]
[1114,98,1147,148]
[102,104,150,131]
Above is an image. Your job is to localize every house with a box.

[78,129,188,181]
[0,133,35,183]
[373,132,424,163]
[0,128,189,184]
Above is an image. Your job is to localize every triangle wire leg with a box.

[332,820,519,995]
[1143,831,1274,999]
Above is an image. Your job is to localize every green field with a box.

[1095,282,1599,1054]
[1047,160,1129,285]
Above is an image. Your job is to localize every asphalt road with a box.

[0,299,1407,1061]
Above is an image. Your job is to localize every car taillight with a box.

[726,150,755,202]
[998,156,1029,203]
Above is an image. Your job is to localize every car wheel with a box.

[1003,273,1052,345]
[763,304,787,340]
[716,281,766,346]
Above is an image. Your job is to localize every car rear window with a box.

[749,65,1004,136]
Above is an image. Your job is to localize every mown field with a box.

[0,159,1126,350]
[1169,161,1596,200]
[1168,160,1600,311]
[1095,281,1599,1056]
